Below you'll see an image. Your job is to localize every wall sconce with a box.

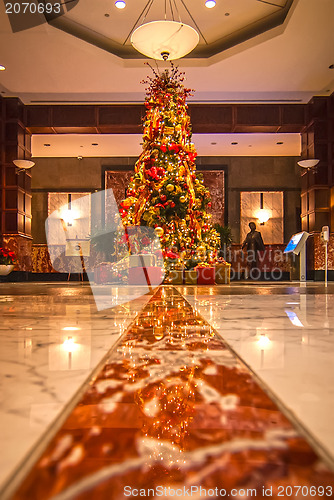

[255,193,271,225]
[13,159,35,174]
[297,159,320,172]
[256,209,271,224]
[60,210,78,227]
[59,194,80,227]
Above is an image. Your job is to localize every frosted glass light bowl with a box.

[13,159,35,169]
[0,265,14,276]
[131,20,199,60]
[297,159,320,169]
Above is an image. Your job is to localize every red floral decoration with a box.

[0,247,17,266]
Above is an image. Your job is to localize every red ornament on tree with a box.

[119,64,220,270]
[169,143,181,154]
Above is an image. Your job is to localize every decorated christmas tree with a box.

[120,65,220,272]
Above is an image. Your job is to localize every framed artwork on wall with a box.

[240,191,284,244]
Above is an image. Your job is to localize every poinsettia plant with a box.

[0,247,16,265]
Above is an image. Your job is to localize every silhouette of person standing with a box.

[242,222,265,279]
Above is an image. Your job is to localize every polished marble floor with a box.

[0,283,152,493]
[0,282,334,498]
[180,283,334,462]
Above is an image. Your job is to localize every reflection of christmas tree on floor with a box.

[120,65,220,273]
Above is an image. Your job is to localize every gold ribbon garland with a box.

[134,186,150,224]
[184,161,195,205]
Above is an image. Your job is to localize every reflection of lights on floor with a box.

[257,288,273,296]
[286,302,300,305]
[285,310,304,328]
[62,337,78,353]
[257,334,271,349]
[62,327,81,331]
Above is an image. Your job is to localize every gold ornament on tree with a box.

[119,65,220,275]
[154,227,164,237]
[197,245,206,255]
[164,126,174,135]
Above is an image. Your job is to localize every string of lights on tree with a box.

[120,64,220,271]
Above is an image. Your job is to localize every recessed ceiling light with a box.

[205,1,216,8]
[276,141,284,145]
[211,142,217,145]
[329,64,334,69]
[225,12,230,16]
[231,142,238,145]
[104,13,110,17]
[0,65,6,71]
[44,143,51,147]
[92,143,99,146]
[115,1,126,9]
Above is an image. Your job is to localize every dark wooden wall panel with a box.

[301,93,334,231]
[190,105,233,133]
[52,105,96,127]
[25,103,308,134]
[0,96,33,252]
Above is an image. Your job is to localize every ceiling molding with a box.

[45,0,295,60]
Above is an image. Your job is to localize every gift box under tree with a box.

[215,262,231,284]
[184,269,197,285]
[197,266,215,285]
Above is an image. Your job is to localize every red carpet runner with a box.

[8,287,334,499]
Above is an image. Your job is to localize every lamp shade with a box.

[255,208,271,224]
[297,159,319,169]
[131,20,199,60]
[13,159,35,169]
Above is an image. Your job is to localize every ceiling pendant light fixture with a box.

[130,0,200,60]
